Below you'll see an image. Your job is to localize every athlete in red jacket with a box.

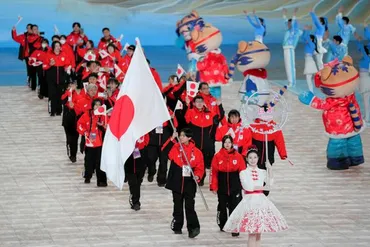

[210,135,246,235]
[215,109,252,156]
[162,128,203,238]
[29,39,50,98]
[77,98,107,186]
[124,134,149,211]
[98,27,123,51]
[42,41,71,116]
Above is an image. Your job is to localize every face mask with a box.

[42,43,47,48]
[60,39,66,45]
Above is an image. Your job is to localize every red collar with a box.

[243,69,267,79]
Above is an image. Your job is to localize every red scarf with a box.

[243,68,267,79]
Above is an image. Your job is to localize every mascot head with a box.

[176,10,222,55]
[232,41,270,73]
[314,56,359,98]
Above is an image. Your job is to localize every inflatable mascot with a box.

[227,40,271,104]
[176,10,228,98]
[298,57,365,170]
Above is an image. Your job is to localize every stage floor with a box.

[0,83,369,247]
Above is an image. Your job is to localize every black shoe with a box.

[97,182,108,187]
[147,175,154,182]
[38,94,44,100]
[131,203,140,211]
[232,233,239,237]
[84,178,90,184]
[157,183,166,187]
[69,156,77,163]
[173,230,182,234]
[198,180,204,186]
[124,177,128,183]
[50,113,55,117]
[188,228,200,238]
[56,113,61,116]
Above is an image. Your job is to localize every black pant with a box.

[63,126,79,158]
[37,66,48,97]
[200,144,215,183]
[25,58,30,78]
[125,156,146,206]
[171,180,200,232]
[84,147,107,184]
[217,191,242,230]
[147,145,169,184]
[29,65,37,90]
[48,82,63,115]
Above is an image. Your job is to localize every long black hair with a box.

[319,17,328,31]
[222,135,234,149]
[310,34,319,54]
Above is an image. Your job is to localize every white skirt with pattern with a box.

[304,55,318,75]
[223,193,288,234]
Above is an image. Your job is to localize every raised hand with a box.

[243,10,248,15]
[338,5,344,13]
[282,8,287,15]
[294,7,298,14]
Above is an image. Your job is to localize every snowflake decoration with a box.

[332,65,339,75]
[340,64,349,72]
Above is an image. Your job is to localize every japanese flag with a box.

[83,82,88,92]
[99,49,110,59]
[68,88,73,102]
[175,100,183,111]
[84,52,96,61]
[176,64,186,78]
[29,57,42,67]
[98,72,107,90]
[123,43,130,51]
[94,104,107,116]
[114,64,125,83]
[186,81,199,97]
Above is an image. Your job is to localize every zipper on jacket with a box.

[227,156,230,196]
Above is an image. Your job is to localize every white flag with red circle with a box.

[186,81,199,97]
[176,64,186,78]
[94,104,107,116]
[84,52,96,61]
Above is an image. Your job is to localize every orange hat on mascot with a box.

[298,56,364,170]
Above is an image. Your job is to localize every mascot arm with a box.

[299,91,332,110]
[274,131,287,160]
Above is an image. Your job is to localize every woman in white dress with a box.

[223,145,288,247]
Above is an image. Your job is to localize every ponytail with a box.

[310,34,319,54]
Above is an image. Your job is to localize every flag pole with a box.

[167,117,209,211]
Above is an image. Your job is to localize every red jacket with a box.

[210,148,246,193]
[162,83,177,99]
[150,67,163,91]
[61,43,76,68]
[98,35,123,51]
[197,92,220,116]
[250,119,287,159]
[107,88,119,108]
[77,111,106,147]
[29,48,50,66]
[100,50,121,69]
[77,47,99,59]
[12,30,42,57]
[136,134,150,150]
[42,51,71,70]
[310,93,362,137]
[197,51,228,86]
[74,93,97,116]
[66,32,88,47]
[61,89,79,109]
[185,107,215,128]
[215,121,252,156]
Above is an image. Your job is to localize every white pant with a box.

[283,47,296,87]
[314,53,324,70]
[306,74,314,93]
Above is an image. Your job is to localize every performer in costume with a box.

[210,135,246,237]
[223,145,288,245]
[354,33,370,123]
[243,10,266,43]
[309,10,327,70]
[282,7,302,87]
[302,26,319,93]
[326,35,347,62]
[227,40,270,105]
[335,6,356,47]
[299,56,365,170]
